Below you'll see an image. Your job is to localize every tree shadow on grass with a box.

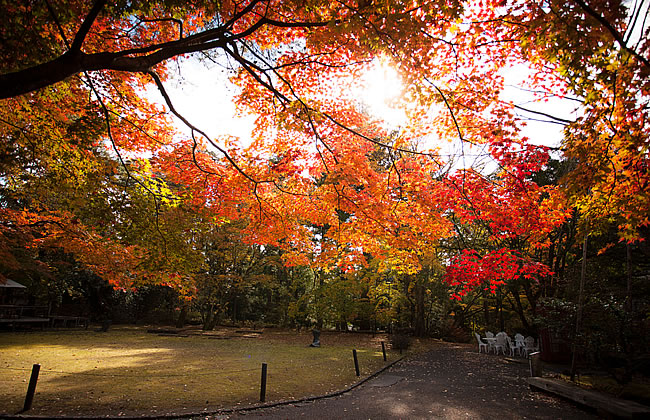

[0,327,396,417]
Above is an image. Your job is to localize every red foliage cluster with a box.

[445,248,552,299]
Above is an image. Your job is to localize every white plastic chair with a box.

[524,336,538,357]
[475,333,488,353]
[485,331,494,338]
[494,332,507,355]
[515,334,526,356]
[505,335,522,357]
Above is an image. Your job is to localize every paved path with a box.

[223,343,598,419]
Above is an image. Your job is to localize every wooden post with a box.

[529,352,542,377]
[381,341,387,361]
[22,364,40,412]
[353,349,360,376]
[260,363,267,402]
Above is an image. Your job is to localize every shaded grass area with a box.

[0,326,414,417]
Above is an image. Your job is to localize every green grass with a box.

[0,326,412,416]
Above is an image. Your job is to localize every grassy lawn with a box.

[0,326,415,417]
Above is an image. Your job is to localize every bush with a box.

[439,320,470,343]
[390,333,411,351]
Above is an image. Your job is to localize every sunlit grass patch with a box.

[0,327,426,416]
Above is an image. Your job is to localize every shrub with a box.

[390,333,411,351]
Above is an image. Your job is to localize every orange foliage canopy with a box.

[1,0,647,295]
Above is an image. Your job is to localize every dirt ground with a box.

[216,342,599,420]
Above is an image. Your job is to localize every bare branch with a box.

[146,70,259,185]
[424,77,467,144]
[513,104,573,124]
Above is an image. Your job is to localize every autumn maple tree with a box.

[1,0,647,317]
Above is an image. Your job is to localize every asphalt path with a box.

[222,343,598,419]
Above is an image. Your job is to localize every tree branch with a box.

[0,6,329,99]
[513,104,573,124]
[146,70,259,186]
[70,0,108,52]
[44,0,71,49]
[573,0,650,70]
[137,17,185,39]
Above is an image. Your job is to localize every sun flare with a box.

[359,58,407,126]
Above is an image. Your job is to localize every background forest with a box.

[1,0,649,377]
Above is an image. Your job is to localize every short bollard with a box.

[22,363,41,412]
[529,352,542,377]
[381,341,387,361]
[353,349,360,377]
[260,363,268,402]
